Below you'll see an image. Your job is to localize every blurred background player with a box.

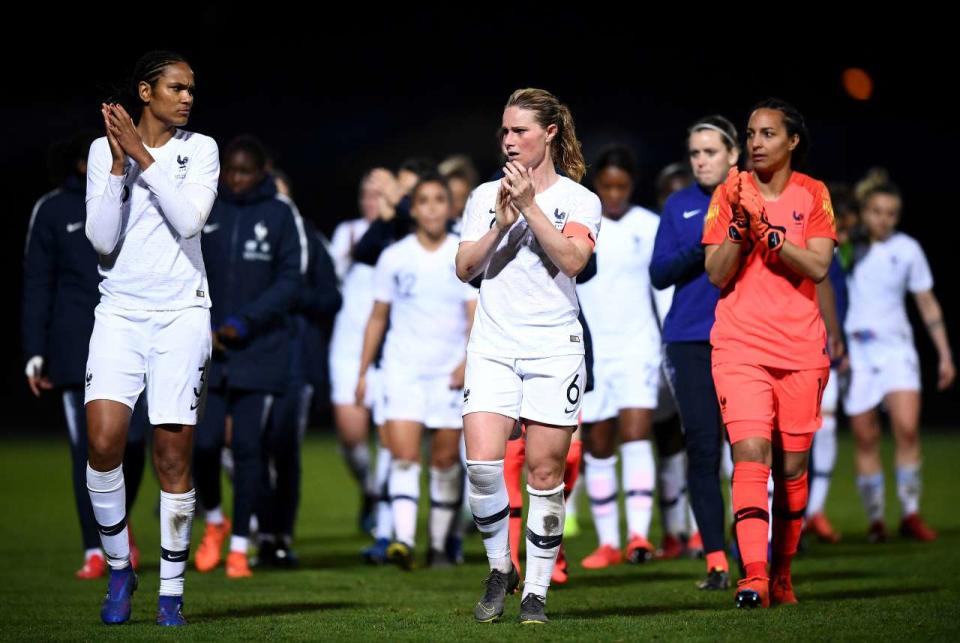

[844,171,955,543]
[193,135,305,578]
[576,144,662,569]
[652,115,738,589]
[23,131,149,580]
[356,175,475,569]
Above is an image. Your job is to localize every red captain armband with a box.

[562,222,596,249]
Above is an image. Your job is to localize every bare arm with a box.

[450,299,478,389]
[355,301,391,404]
[779,237,834,283]
[816,277,845,361]
[704,241,744,289]
[913,289,955,390]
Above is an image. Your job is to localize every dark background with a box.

[4,11,957,430]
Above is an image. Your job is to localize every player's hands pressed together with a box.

[739,173,785,252]
[103,103,153,170]
[723,168,749,243]
[502,161,536,213]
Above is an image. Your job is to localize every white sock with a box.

[723,441,735,524]
[373,444,393,540]
[230,535,248,554]
[767,472,774,542]
[621,440,655,540]
[857,472,885,523]
[429,464,461,551]
[523,483,565,601]
[390,460,421,547]
[206,506,225,525]
[341,442,371,485]
[585,454,620,548]
[807,415,837,517]
[897,463,921,517]
[86,463,129,570]
[159,489,195,597]
[466,459,511,573]
[658,452,688,536]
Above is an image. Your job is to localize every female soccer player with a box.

[652,115,740,590]
[355,176,476,570]
[702,99,836,609]
[456,88,600,624]
[576,145,663,569]
[845,179,954,542]
[84,51,219,626]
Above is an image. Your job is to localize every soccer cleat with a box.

[361,538,390,565]
[195,518,231,572]
[518,593,548,625]
[656,534,685,560]
[473,565,520,623]
[226,551,253,578]
[687,532,705,559]
[697,568,730,591]
[734,576,770,609]
[900,513,938,542]
[272,543,299,568]
[551,545,568,585]
[769,575,798,605]
[867,520,887,544]
[156,595,187,626]
[386,541,415,571]
[625,535,655,564]
[804,512,841,543]
[76,552,106,580]
[100,566,137,624]
[581,544,623,570]
[563,513,581,538]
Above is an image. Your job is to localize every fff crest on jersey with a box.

[243,221,272,261]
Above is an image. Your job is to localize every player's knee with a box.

[466,460,503,494]
[526,460,563,491]
[154,450,189,485]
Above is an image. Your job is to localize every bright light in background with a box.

[843,68,874,100]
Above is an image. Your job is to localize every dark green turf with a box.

[2,430,958,641]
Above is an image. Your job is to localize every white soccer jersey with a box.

[460,177,602,359]
[374,234,476,376]
[85,130,219,310]
[330,218,372,281]
[577,205,662,360]
[845,232,934,341]
[329,262,375,364]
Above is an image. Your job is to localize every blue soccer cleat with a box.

[361,538,390,565]
[100,566,137,624]
[156,595,187,626]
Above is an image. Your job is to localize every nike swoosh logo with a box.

[66,222,83,233]
[488,208,496,214]
[682,209,701,219]
[203,223,220,233]
[564,405,577,414]
[190,401,201,410]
